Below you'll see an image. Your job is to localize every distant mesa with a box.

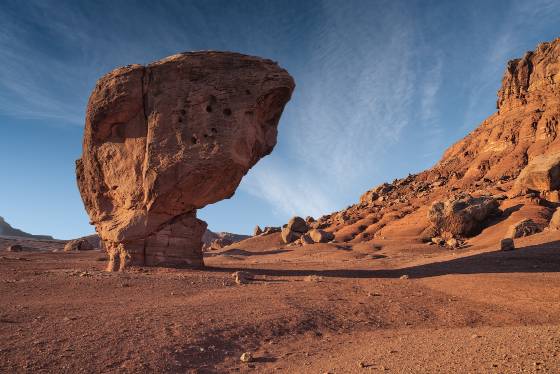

[76,51,294,270]
[0,216,53,240]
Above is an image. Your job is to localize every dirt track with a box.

[1,232,559,373]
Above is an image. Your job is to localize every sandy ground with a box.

[1,231,559,373]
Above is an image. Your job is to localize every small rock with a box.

[500,238,515,251]
[400,275,409,280]
[240,352,253,363]
[6,244,23,252]
[232,271,253,285]
[431,237,445,246]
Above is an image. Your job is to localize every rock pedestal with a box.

[77,52,294,270]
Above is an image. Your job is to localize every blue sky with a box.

[1,0,559,239]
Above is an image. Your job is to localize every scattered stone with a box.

[428,195,500,237]
[304,275,323,282]
[309,229,335,243]
[76,52,294,270]
[240,352,253,363]
[300,234,314,245]
[287,216,309,233]
[506,219,542,238]
[6,244,22,252]
[262,226,281,235]
[446,238,459,248]
[64,238,94,252]
[514,153,560,192]
[549,208,560,230]
[281,227,302,244]
[431,237,445,246]
[232,271,253,285]
[500,238,515,251]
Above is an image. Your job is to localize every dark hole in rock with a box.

[178,117,182,123]
[180,109,186,116]
[245,89,251,95]
[191,136,198,144]
[211,128,217,134]
[206,106,212,113]
[223,108,232,116]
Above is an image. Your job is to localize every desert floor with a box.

[1,231,560,373]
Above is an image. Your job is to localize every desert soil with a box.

[1,231,559,373]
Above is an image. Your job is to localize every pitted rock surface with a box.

[77,52,294,270]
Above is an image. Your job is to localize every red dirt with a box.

[1,230,559,373]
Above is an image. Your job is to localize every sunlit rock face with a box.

[76,52,294,270]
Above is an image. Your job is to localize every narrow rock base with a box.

[105,213,207,271]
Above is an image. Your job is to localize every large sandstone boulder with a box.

[428,195,500,237]
[77,52,294,270]
[514,154,560,193]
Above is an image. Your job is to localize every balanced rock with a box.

[428,195,500,237]
[76,52,294,270]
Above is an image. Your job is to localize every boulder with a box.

[253,225,263,236]
[309,229,334,243]
[514,153,560,192]
[549,208,560,230]
[300,233,314,245]
[232,271,253,285]
[500,238,515,251]
[64,238,95,252]
[6,244,22,252]
[262,226,281,235]
[427,195,500,237]
[505,219,542,239]
[281,227,302,244]
[76,52,294,270]
[287,216,308,233]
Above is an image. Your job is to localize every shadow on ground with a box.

[206,240,560,279]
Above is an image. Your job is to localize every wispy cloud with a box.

[241,1,420,217]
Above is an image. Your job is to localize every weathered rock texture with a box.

[77,52,294,270]
[427,195,500,237]
[312,37,560,245]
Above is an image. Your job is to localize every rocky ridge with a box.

[310,38,560,246]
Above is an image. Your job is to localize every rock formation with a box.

[427,195,500,237]
[0,216,53,240]
[202,230,250,251]
[312,37,560,245]
[77,52,294,270]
